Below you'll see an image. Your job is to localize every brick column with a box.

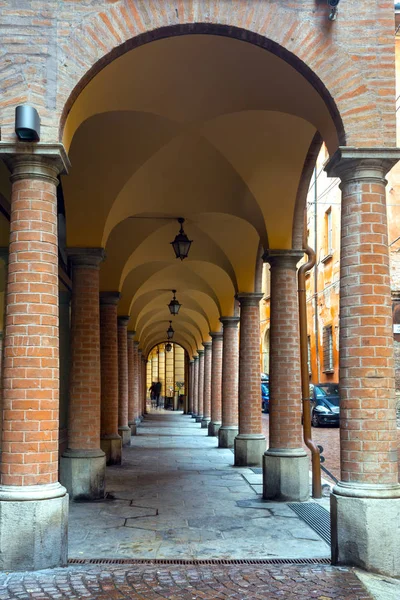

[117,316,131,446]
[209,331,223,436]
[127,332,135,434]
[196,349,205,423]
[61,247,105,501]
[141,353,147,416]
[235,294,266,466]
[58,291,71,459]
[132,341,140,430]
[192,355,199,418]
[218,317,240,448]
[325,148,400,577]
[262,251,308,500]
[188,359,194,414]
[0,146,69,571]
[99,292,122,465]
[201,342,212,428]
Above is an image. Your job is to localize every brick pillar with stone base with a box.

[235,294,266,466]
[262,251,308,501]
[201,342,212,428]
[188,360,194,414]
[209,331,223,436]
[219,317,240,448]
[0,146,69,571]
[196,350,205,423]
[127,332,135,435]
[140,353,146,417]
[99,292,122,465]
[117,316,131,446]
[61,247,106,501]
[325,148,400,577]
[192,355,199,418]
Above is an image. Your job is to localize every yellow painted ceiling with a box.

[62,33,339,357]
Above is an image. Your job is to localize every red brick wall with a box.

[237,294,263,436]
[100,294,119,438]
[203,342,212,420]
[68,249,104,452]
[1,172,59,486]
[265,253,304,449]
[0,2,395,149]
[210,332,223,424]
[336,166,399,485]
[220,317,240,428]
[117,316,129,429]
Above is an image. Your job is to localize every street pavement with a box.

[1,410,397,599]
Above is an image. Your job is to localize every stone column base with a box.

[218,426,238,448]
[195,415,203,423]
[331,482,400,577]
[118,425,131,446]
[129,421,136,436]
[60,449,106,501]
[208,421,221,436]
[263,448,309,501]
[201,418,210,429]
[0,483,68,571]
[100,434,122,465]
[191,413,197,419]
[234,434,266,466]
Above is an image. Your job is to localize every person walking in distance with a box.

[154,381,162,408]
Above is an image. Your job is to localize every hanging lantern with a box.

[168,289,181,315]
[166,320,174,340]
[170,218,192,260]
[165,342,172,353]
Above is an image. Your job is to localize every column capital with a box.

[197,349,204,356]
[236,292,264,307]
[67,247,105,268]
[117,315,130,327]
[99,291,120,305]
[189,359,194,364]
[0,142,70,184]
[193,354,199,361]
[220,316,240,328]
[132,339,140,346]
[263,249,304,270]
[210,330,223,339]
[325,147,400,184]
[203,341,212,349]
[128,331,136,340]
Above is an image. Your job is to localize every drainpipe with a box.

[314,167,320,381]
[298,211,322,499]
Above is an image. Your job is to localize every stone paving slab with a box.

[0,564,374,599]
[69,412,330,560]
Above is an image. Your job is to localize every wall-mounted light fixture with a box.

[170,218,192,260]
[165,342,172,352]
[168,289,182,315]
[15,105,40,141]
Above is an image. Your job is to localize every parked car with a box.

[261,373,269,413]
[310,383,340,427]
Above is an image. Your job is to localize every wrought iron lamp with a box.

[170,218,192,260]
[168,289,181,315]
[165,342,172,352]
[166,321,174,340]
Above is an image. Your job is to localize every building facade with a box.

[0,0,399,577]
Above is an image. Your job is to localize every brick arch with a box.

[59,20,345,146]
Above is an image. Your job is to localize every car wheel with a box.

[311,412,319,427]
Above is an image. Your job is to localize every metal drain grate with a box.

[288,503,331,545]
[68,557,330,566]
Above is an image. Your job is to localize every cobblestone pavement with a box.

[0,564,373,600]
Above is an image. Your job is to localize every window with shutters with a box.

[323,325,334,372]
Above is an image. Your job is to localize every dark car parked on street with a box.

[261,373,269,413]
[310,383,340,427]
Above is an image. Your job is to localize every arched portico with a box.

[0,2,399,577]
